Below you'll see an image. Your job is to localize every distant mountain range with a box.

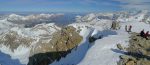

[0,10,150,65]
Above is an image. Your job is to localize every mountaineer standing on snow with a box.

[140,29,145,37]
[145,31,150,40]
[125,25,132,33]
[128,25,132,32]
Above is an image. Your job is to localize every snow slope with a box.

[78,30,129,65]
[50,22,129,65]
[51,10,150,65]
[77,11,150,65]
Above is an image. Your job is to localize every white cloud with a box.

[6,13,64,27]
[114,0,150,10]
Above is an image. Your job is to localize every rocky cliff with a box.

[117,33,150,65]
[28,26,82,65]
[0,25,83,65]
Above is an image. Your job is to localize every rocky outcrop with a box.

[0,23,60,53]
[0,25,83,65]
[89,35,102,43]
[111,21,120,30]
[28,26,83,65]
[0,31,33,51]
[117,32,150,65]
[30,26,82,55]
[117,44,124,50]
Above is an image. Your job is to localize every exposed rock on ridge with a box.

[117,33,150,65]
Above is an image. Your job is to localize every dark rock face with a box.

[89,36,97,43]
[89,35,102,43]
[117,32,150,65]
[28,50,71,65]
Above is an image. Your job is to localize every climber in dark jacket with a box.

[128,25,132,32]
[144,31,150,40]
[140,29,145,37]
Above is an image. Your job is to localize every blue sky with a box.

[0,0,150,12]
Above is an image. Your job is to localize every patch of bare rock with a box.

[117,32,150,65]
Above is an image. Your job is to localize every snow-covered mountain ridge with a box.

[51,10,150,65]
[0,10,150,65]
[0,23,61,64]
